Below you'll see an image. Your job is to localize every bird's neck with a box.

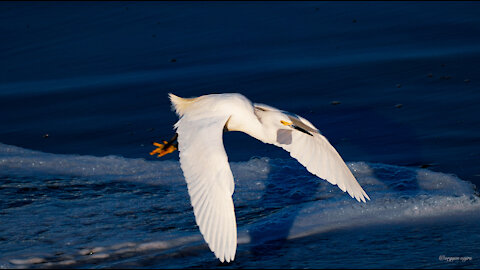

[244,121,268,143]
[227,114,270,144]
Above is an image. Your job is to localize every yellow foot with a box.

[150,141,177,157]
[150,133,178,157]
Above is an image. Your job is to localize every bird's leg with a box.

[150,133,178,157]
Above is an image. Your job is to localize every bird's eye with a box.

[280,120,292,126]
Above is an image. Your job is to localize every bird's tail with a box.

[168,93,197,116]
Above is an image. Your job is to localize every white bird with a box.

[150,93,370,263]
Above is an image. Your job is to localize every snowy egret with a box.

[151,93,370,262]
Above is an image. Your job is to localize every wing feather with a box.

[174,111,237,263]
[281,129,369,202]
[254,104,369,202]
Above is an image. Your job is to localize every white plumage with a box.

[166,93,370,263]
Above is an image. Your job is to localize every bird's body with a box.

[152,93,370,263]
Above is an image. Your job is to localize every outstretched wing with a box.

[174,112,236,263]
[255,104,370,203]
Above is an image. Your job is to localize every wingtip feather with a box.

[168,93,197,116]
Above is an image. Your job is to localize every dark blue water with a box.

[1,2,480,268]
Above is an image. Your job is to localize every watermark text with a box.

[439,255,472,262]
